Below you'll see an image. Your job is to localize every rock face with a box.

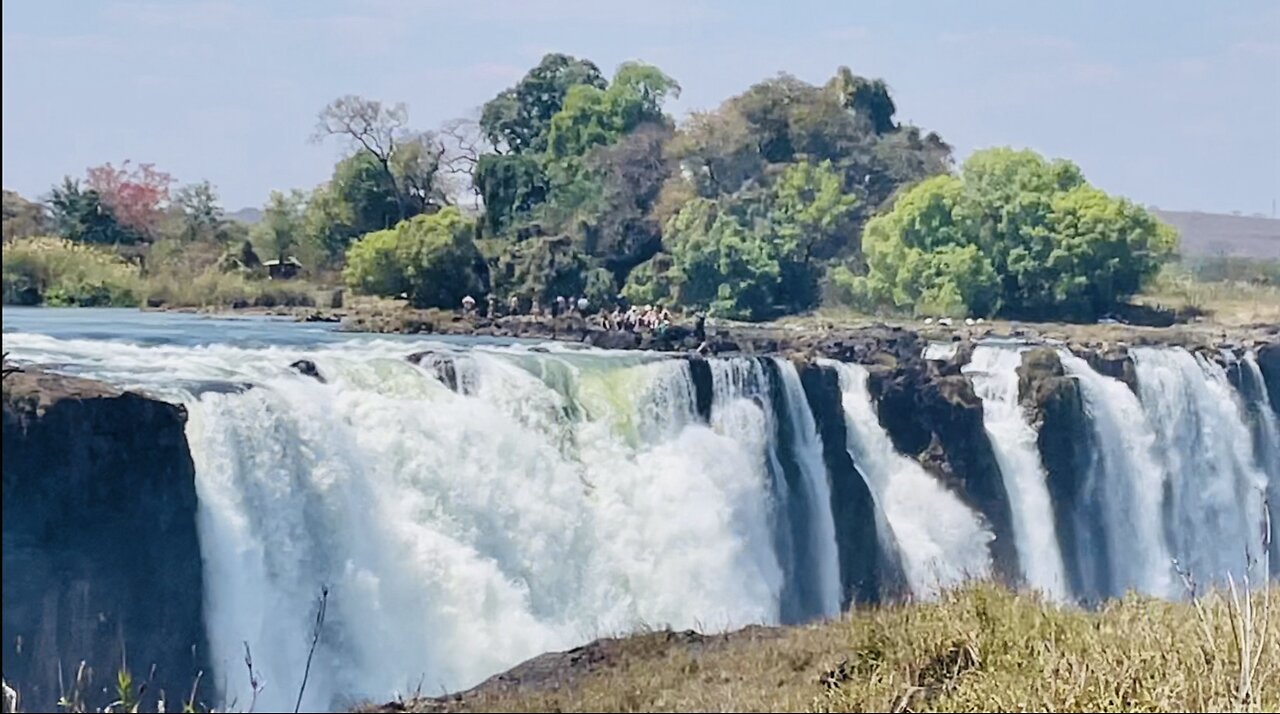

[860,342,1021,584]
[1258,342,1280,420]
[1017,348,1099,600]
[2,370,208,712]
[797,361,905,605]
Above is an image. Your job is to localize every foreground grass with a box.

[375,585,1277,714]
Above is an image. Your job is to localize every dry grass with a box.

[377,584,1278,714]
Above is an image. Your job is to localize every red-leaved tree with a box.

[85,160,174,240]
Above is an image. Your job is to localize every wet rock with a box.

[1082,345,1137,393]
[588,330,642,351]
[682,355,714,423]
[289,359,325,383]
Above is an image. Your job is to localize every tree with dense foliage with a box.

[343,207,486,308]
[629,67,948,318]
[846,148,1178,319]
[653,160,860,319]
[46,178,138,245]
[479,54,607,156]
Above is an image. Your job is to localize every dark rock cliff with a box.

[2,370,208,712]
[1258,342,1280,421]
[797,361,905,606]
[1016,348,1103,600]
[856,339,1021,585]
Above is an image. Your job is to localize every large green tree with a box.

[479,54,607,156]
[854,148,1177,319]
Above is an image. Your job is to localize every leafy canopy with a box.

[343,207,486,309]
[853,148,1178,319]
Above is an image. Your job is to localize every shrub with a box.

[343,207,487,309]
[2,236,141,306]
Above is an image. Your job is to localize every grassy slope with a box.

[369,585,1277,714]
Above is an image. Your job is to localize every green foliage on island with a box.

[3,54,1200,322]
[837,148,1178,319]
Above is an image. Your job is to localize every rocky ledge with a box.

[2,368,208,713]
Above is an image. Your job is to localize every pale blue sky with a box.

[3,0,1278,214]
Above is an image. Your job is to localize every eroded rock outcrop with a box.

[2,370,207,712]
[857,340,1021,584]
[1016,348,1101,599]
[797,360,906,605]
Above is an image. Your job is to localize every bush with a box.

[853,148,1177,320]
[343,207,487,309]
[2,236,141,306]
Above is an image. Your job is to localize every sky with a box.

[3,0,1278,215]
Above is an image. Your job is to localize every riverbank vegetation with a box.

[2,54,1273,323]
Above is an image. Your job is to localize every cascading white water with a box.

[823,359,994,599]
[772,357,842,618]
[1059,352,1174,599]
[963,346,1068,600]
[1131,347,1268,587]
[5,333,788,712]
[704,357,841,622]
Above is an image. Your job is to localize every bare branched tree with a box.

[313,96,410,219]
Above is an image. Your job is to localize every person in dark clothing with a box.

[694,311,707,341]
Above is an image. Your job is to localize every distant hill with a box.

[1152,209,1280,260]
[227,207,262,225]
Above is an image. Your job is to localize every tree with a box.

[46,178,137,245]
[342,207,486,308]
[491,234,592,305]
[391,132,449,215]
[856,148,1177,319]
[545,62,680,161]
[2,190,48,241]
[474,154,549,236]
[173,181,224,242]
[479,53,607,155]
[84,161,174,240]
[250,190,306,263]
[314,96,410,220]
[579,123,672,276]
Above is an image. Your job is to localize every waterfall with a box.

[1242,351,1280,572]
[1059,352,1174,599]
[705,357,840,622]
[180,347,789,711]
[963,346,1068,600]
[823,359,994,599]
[771,357,842,618]
[1131,347,1269,587]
